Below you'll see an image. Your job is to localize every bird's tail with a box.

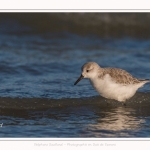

[139,79,150,83]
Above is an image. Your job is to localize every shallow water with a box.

[1,96,150,137]
[0,16,150,137]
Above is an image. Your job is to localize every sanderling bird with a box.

[74,62,150,102]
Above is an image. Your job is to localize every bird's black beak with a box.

[74,74,84,85]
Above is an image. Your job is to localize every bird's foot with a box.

[122,102,126,106]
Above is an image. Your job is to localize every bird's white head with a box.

[74,62,101,85]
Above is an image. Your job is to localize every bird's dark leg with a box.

[106,102,109,106]
[122,102,126,106]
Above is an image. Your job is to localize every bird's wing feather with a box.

[99,68,141,85]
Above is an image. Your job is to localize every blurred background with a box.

[0,13,150,98]
[1,13,150,37]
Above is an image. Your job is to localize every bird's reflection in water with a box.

[86,107,145,137]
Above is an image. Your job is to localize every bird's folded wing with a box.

[99,68,141,85]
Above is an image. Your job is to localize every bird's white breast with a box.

[89,74,144,102]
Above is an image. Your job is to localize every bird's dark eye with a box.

[86,70,89,72]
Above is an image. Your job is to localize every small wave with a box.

[0,92,150,111]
